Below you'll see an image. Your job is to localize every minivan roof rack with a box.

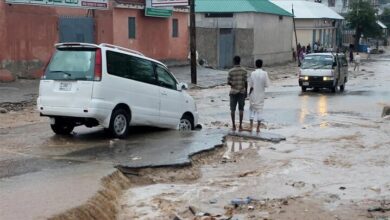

[99,43,144,56]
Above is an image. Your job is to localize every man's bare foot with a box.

[232,126,236,131]
[256,129,260,133]
[239,126,244,132]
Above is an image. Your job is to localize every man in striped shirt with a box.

[228,56,248,131]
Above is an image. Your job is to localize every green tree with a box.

[346,0,381,49]
[380,8,390,27]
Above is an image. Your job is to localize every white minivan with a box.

[37,43,198,138]
[298,53,348,93]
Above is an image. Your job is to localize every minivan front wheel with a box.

[179,115,193,131]
[109,109,130,138]
[51,118,74,135]
[340,84,345,92]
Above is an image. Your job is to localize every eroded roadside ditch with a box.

[49,140,227,220]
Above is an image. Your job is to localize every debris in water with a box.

[238,170,258,178]
[209,199,218,204]
[369,186,381,193]
[258,211,270,218]
[231,197,253,205]
[0,107,8,113]
[382,106,390,118]
[367,207,390,212]
[131,156,141,161]
[292,181,305,188]
[339,186,346,190]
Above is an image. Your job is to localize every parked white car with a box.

[37,43,198,138]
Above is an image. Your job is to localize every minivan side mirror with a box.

[177,82,188,91]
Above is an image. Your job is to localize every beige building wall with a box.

[293,19,338,49]
[251,13,293,65]
[196,12,293,67]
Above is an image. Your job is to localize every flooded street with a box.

[119,55,390,219]
[0,53,389,219]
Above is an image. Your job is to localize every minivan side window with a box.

[156,65,177,90]
[107,51,156,84]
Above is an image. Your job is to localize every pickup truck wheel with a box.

[109,109,130,138]
[51,119,74,135]
[301,86,307,92]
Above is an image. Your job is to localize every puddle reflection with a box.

[300,95,329,127]
[225,139,260,153]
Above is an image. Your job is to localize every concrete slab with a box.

[227,131,286,143]
[65,128,226,169]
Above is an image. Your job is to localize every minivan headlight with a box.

[323,76,334,81]
[299,76,309,80]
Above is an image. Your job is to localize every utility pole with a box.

[292,4,299,65]
[189,0,197,84]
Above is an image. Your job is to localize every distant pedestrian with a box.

[299,46,306,65]
[228,56,247,131]
[367,46,371,59]
[349,49,354,63]
[354,52,361,71]
[292,48,297,62]
[248,59,270,133]
[306,43,311,54]
[313,42,318,53]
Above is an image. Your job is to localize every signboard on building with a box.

[145,0,173,18]
[151,0,188,7]
[5,0,108,10]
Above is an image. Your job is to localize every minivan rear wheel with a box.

[51,119,74,135]
[109,109,130,138]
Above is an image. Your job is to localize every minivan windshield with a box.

[301,55,334,69]
[44,48,96,81]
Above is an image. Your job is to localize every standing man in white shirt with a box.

[354,52,361,71]
[248,59,270,133]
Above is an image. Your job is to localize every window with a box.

[156,65,177,90]
[328,0,335,7]
[279,15,283,21]
[45,49,95,81]
[128,17,136,39]
[172,19,179,38]
[205,13,233,18]
[106,51,156,84]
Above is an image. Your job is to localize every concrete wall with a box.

[0,2,94,81]
[0,2,188,82]
[234,29,254,67]
[252,13,293,65]
[95,9,114,44]
[112,8,188,62]
[196,27,218,67]
[196,12,293,67]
